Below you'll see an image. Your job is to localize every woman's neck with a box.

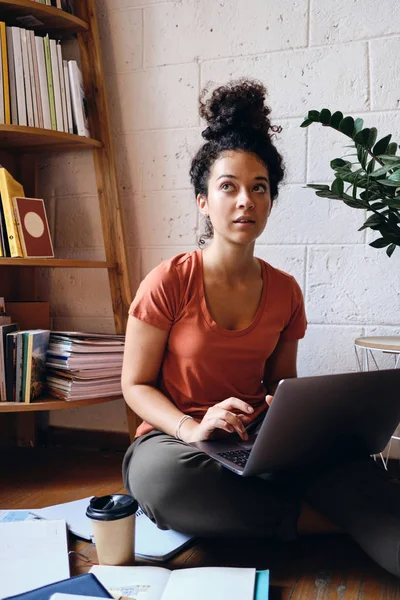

[202,239,260,284]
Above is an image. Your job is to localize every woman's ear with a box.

[197,194,208,217]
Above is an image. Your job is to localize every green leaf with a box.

[367,157,375,174]
[379,179,400,187]
[369,237,391,248]
[319,109,331,125]
[388,170,400,183]
[315,190,339,199]
[354,128,370,145]
[330,111,343,129]
[330,158,349,169]
[373,134,392,155]
[370,163,400,178]
[376,154,400,162]
[354,118,364,133]
[307,184,330,190]
[300,118,313,128]
[339,116,355,137]
[386,244,396,257]
[308,110,320,121]
[342,196,368,209]
[368,127,377,148]
[369,202,387,210]
[387,142,398,155]
[331,178,344,196]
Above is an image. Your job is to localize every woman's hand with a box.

[265,395,274,406]
[180,398,254,443]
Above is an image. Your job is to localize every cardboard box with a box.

[5,301,51,330]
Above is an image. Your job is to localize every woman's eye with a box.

[221,182,234,191]
[253,184,267,193]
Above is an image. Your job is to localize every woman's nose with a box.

[237,192,254,209]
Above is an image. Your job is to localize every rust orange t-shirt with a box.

[129,250,307,437]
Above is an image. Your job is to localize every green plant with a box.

[301,110,400,257]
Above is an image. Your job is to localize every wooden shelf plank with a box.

[0,0,88,33]
[0,125,102,153]
[0,395,123,413]
[0,258,116,268]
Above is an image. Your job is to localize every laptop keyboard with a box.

[217,449,251,469]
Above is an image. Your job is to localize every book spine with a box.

[5,332,16,402]
[15,333,23,402]
[11,27,26,126]
[56,42,67,132]
[20,28,34,128]
[36,35,51,130]
[0,29,4,125]
[22,332,32,403]
[0,23,10,125]
[29,30,43,128]
[0,169,24,257]
[26,29,39,128]
[0,328,6,401]
[49,39,63,132]
[6,27,18,125]
[0,199,9,256]
[43,35,56,130]
[63,60,73,134]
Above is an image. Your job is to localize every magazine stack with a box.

[46,332,125,401]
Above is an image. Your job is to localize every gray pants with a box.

[123,430,400,577]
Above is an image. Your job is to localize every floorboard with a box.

[2,446,400,599]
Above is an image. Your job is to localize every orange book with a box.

[0,22,10,124]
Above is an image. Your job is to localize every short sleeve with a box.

[280,278,307,341]
[128,261,181,332]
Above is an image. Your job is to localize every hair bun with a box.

[199,78,273,141]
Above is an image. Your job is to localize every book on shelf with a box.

[10,27,27,127]
[12,196,54,258]
[57,42,68,132]
[20,28,34,128]
[35,35,52,130]
[49,38,63,132]
[0,24,5,125]
[0,23,10,125]
[90,565,270,600]
[0,322,18,402]
[68,60,90,137]
[23,329,50,403]
[0,166,25,257]
[6,26,18,125]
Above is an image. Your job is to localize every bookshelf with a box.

[0,0,139,444]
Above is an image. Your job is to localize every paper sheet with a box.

[0,519,70,598]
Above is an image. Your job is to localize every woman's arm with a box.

[122,315,252,441]
[263,339,299,403]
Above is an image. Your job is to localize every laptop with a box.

[189,369,400,476]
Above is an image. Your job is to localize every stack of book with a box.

[33,1,74,11]
[46,332,125,401]
[0,321,50,403]
[0,23,89,135]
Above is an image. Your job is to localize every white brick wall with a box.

[42,0,400,431]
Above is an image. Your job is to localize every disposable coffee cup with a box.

[86,494,138,566]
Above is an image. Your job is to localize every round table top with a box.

[354,336,400,352]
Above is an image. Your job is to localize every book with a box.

[0,199,8,256]
[29,30,43,129]
[20,28,34,128]
[4,575,112,600]
[0,519,70,598]
[57,42,67,132]
[0,323,18,401]
[50,38,63,132]
[10,27,26,126]
[63,60,73,133]
[35,35,52,130]
[0,167,25,257]
[90,565,264,600]
[0,23,10,124]
[6,26,18,125]
[23,329,50,403]
[68,60,90,137]
[5,330,19,402]
[44,35,57,130]
[0,24,5,125]
[26,28,39,128]
[12,196,54,258]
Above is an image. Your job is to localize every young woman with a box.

[121,79,400,577]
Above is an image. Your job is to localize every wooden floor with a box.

[2,445,400,599]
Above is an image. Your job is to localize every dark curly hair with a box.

[189,78,285,245]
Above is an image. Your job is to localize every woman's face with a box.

[197,150,272,246]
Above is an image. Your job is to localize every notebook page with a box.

[0,519,69,598]
[90,565,171,600]
[162,567,256,600]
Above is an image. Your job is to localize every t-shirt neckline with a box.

[196,249,268,337]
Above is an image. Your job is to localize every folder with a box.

[4,574,113,600]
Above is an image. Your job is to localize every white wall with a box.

[41,0,400,432]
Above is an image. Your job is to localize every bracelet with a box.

[175,414,193,440]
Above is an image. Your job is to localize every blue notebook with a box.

[4,573,113,600]
[255,570,270,599]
